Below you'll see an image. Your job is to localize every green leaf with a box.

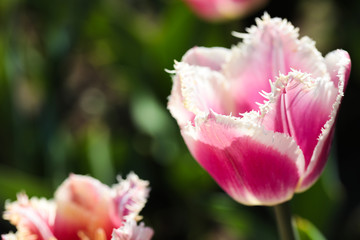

[296,217,327,240]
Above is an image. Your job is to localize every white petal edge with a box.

[182,46,231,71]
[226,13,328,81]
[111,219,154,240]
[226,12,299,76]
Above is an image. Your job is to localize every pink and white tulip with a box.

[182,0,268,22]
[2,173,153,240]
[168,13,351,206]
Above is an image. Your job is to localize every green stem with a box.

[274,201,299,240]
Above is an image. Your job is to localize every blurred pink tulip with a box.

[183,0,268,21]
[2,173,153,240]
[168,13,351,206]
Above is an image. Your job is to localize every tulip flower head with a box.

[2,173,153,240]
[168,13,351,206]
[183,0,268,22]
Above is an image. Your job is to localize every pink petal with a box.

[53,174,115,240]
[111,220,154,240]
[112,172,150,221]
[297,50,351,192]
[181,111,304,205]
[2,193,56,240]
[182,47,230,71]
[224,13,328,114]
[168,47,230,126]
[260,71,338,169]
[168,62,234,126]
[168,46,230,127]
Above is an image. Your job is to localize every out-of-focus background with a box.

[0,0,359,239]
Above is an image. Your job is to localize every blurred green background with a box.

[0,0,359,239]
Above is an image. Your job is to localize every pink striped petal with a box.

[181,111,304,205]
[297,50,351,191]
[260,71,338,169]
[111,220,154,240]
[224,13,328,114]
[2,193,56,240]
[112,172,150,221]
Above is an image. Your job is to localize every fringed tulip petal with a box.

[224,13,328,114]
[325,50,351,89]
[182,112,304,205]
[169,62,233,124]
[260,71,338,168]
[112,172,150,221]
[298,49,351,192]
[168,47,231,127]
[167,73,195,127]
[111,220,154,240]
[3,194,56,240]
